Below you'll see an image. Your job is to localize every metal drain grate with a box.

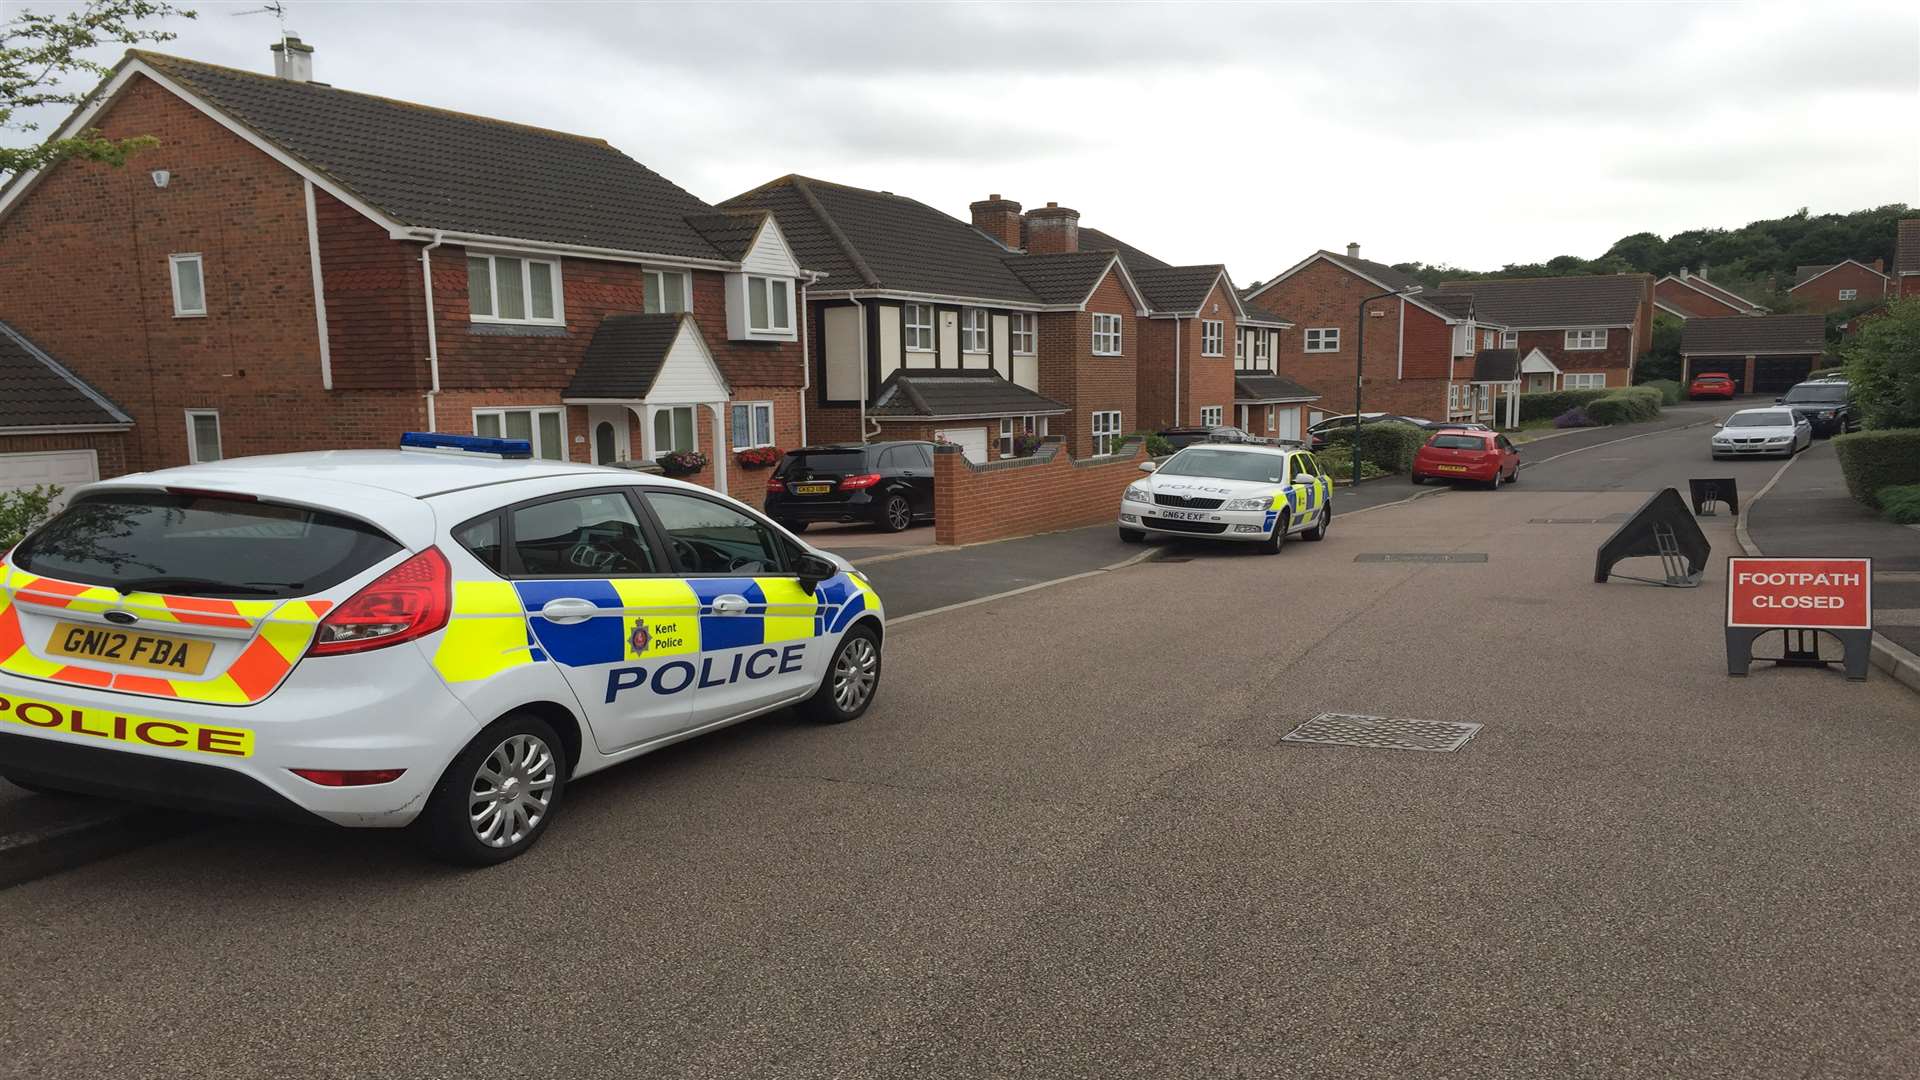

[1353,552,1488,563]
[1281,712,1482,752]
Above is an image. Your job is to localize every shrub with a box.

[0,485,60,550]
[1643,379,1682,405]
[1354,421,1429,473]
[1131,431,1175,458]
[1583,386,1664,426]
[1554,407,1596,428]
[1011,432,1046,458]
[1518,388,1613,422]
[1879,484,1920,525]
[1841,297,1920,429]
[1834,429,1920,507]
[1316,445,1386,483]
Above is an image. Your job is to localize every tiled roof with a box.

[1434,274,1649,327]
[1001,250,1119,306]
[563,313,685,399]
[1898,219,1920,275]
[723,176,1038,302]
[1234,374,1319,403]
[1131,264,1226,314]
[1681,314,1827,355]
[1420,293,1476,319]
[1793,264,1836,287]
[136,52,730,261]
[0,321,132,430]
[684,212,767,262]
[1674,274,1766,312]
[1238,303,1293,327]
[1318,250,1422,291]
[1079,227,1172,272]
[868,369,1067,418]
[1471,349,1521,383]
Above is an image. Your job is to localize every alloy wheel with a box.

[886,497,911,530]
[833,636,879,713]
[468,733,557,849]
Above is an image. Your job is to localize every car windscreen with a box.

[775,450,868,476]
[1156,449,1285,483]
[1724,412,1790,428]
[1782,386,1847,404]
[1429,435,1488,450]
[9,491,401,599]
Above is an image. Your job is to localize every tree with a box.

[1,0,195,178]
[1842,299,1920,430]
[1635,313,1684,384]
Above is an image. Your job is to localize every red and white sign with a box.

[1727,557,1873,631]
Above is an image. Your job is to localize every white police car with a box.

[0,434,884,864]
[1117,443,1334,554]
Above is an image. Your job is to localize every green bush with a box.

[1583,386,1664,426]
[0,485,61,550]
[1643,379,1682,405]
[1316,445,1387,483]
[1834,429,1920,507]
[1518,388,1614,422]
[1355,421,1429,473]
[1841,297,1920,429]
[1879,484,1920,525]
[1131,431,1175,458]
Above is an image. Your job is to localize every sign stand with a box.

[1725,557,1873,681]
[1688,477,1739,517]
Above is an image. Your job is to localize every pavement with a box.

[4,407,1918,1077]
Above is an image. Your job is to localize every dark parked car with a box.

[1307,413,1435,449]
[1775,379,1858,437]
[764,441,934,533]
[1159,425,1262,450]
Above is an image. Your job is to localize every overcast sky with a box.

[10,1,1918,282]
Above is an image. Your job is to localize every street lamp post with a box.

[1350,283,1423,486]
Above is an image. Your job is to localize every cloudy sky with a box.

[10,1,1917,281]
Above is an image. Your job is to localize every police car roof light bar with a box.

[399,432,533,459]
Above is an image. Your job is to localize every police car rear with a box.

[0,433,886,864]
[1117,444,1334,555]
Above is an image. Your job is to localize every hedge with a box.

[1583,386,1664,425]
[1518,388,1613,422]
[1642,379,1682,405]
[1880,484,1920,524]
[1354,421,1430,473]
[1834,429,1920,507]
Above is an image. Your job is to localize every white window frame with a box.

[1563,372,1606,390]
[905,303,935,352]
[644,268,692,314]
[962,308,990,353]
[184,409,221,463]
[1304,327,1340,353]
[730,401,774,450]
[472,406,567,461]
[1010,313,1036,355]
[997,414,1047,456]
[1565,328,1608,351]
[1502,330,1518,348]
[1266,410,1278,433]
[1838,288,1858,301]
[468,253,564,325]
[1092,313,1123,356]
[1483,330,1497,348]
[169,253,206,318]
[1091,410,1123,454]
[647,404,699,461]
[1200,405,1223,427]
[1255,332,1272,367]
[746,274,793,334]
[1201,320,1224,357]
[1235,332,1246,363]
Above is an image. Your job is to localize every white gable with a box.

[1519,347,1561,375]
[740,216,800,277]
[646,319,731,404]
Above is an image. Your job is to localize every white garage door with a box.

[933,426,989,464]
[1277,408,1301,442]
[0,449,98,508]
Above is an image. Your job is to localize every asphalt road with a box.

[5,409,1918,1079]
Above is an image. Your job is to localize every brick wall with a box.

[1038,267,1138,456]
[1185,280,1237,427]
[1513,327,1633,386]
[1255,258,1429,419]
[933,436,1145,546]
[1790,262,1890,314]
[1134,318,1177,431]
[1656,278,1743,319]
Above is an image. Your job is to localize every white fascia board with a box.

[812,288,1055,312]
[873,408,1067,422]
[1082,254,1152,315]
[404,230,739,270]
[1503,322,1632,331]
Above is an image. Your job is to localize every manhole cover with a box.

[1352,553,1489,563]
[1281,712,1482,752]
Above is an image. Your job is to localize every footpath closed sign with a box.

[1725,556,1874,680]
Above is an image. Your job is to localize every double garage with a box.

[1679,315,1829,396]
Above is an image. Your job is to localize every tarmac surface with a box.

[3,407,1916,1079]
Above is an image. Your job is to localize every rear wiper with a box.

[112,577,295,597]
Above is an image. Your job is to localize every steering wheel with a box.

[725,556,764,574]
[669,536,703,571]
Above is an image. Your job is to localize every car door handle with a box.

[709,594,750,616]
[539,598,601,625]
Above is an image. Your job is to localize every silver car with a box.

[1710,407,1811,459]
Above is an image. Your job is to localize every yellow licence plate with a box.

[794,483,832,495]
[45,622,213,675]
[1436,465,1469,472]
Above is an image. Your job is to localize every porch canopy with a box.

[563,312,733,492]
[1519,347,1561,381]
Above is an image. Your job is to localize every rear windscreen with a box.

[1782,386,1847,404]
[10,491,401,599]
[776,450,867,476]
[1430,435,1487,450]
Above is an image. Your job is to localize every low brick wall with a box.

[933,435,1146,546]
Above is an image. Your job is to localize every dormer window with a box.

[468,253,562,324]
[747,275,792,334]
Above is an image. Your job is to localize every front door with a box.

[587,406,631,465]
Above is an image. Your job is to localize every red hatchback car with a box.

[1411,430,1521,488]
[1689,373,1737,400]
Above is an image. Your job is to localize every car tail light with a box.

[766,476,786,493]
[291,768,407,787]
[839,473,883,491]
[309,547,451,656]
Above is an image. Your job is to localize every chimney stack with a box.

[1023,202,1080,255]
[1346,242,1361,259]
[271,34,314,82]
[969,193,1023,250]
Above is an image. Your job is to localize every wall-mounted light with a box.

[151,170,171,189]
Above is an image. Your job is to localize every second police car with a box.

[0,434,885,864]
[1117,443,1334,554]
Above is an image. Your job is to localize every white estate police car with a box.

[1117,443,1334,553]
[0,434,884,864]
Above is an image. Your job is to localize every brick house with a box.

[1433,273,1655,394]
[1680,315,1827,394]
[0,42,812,508]
[1789,259,1891,314]
[1898,220,1920,299]
[719,181,1149,460]
[0,321,133,499]
[1654,269,1767,319]
[1242,245,1505,423]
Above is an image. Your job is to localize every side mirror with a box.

[1774,397,1785,405]
[793,552,838,593]
[1138,461,1159,473]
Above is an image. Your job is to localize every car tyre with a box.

[1303,504,1331,541]
[1260,511,1289,555]
[877,494,913,533]
[1409,473,1425,486]
[1118,527,1145,543]
[778,519,809,534]
[1489,469,1503,491]
[413,712,567,867]
[1506,464,1520,485]
[797,624,882,725]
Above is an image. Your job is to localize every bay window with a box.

[747,275,792,334]
[651,405,697,459]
